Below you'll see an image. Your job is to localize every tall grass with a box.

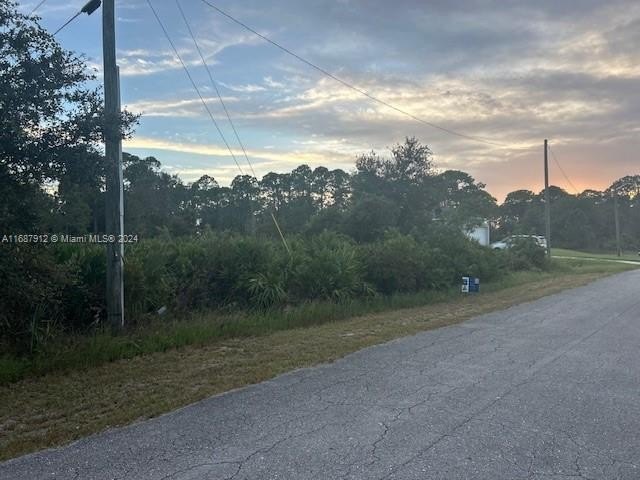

[2,260,622,385]
[1,229,566,383]
[3,230,514,352]
[0,289,453,385]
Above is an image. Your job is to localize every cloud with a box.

[125,96,239,117]
[263,76,286,89]
[218,82,267,93]
[122,137,265,185]
[116,0,639,200]
[116,49,189,77]
[123,136,355,180]
[104,30,261,77]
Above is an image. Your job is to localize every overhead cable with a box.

[548,144,580,194]
[146,0,245,175]
[199,0,510,148]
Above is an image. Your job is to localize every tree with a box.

[260,172,290,211]
[289,165,313,199]
[608,175,640,200]
[387,136,435,182]
[343,195,399,243]
[437,170,497,228]
[498,190,536,236]
[0,3,140,344]
[51,148,105,234]
[608,175,640,251]
[0,2,137,232]
[353,137,437,232]
[311,166,331,209]
[230,175,260,233]
[329,169,351,210]
[123,154,192,236]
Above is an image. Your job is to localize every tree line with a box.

[2,1,637,252]
[15,144,638,253]
[34,139,495,241]
[498,179,640,251]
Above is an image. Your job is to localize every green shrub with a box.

[0,227,537,353]
[288,232,368,301]
[505,238,548,271]
[246,272,287,309]
[57,244,105,329]
[124,240,175,317]
[398,226,504,289]
[362,232,425,294]
[0,246,70,352]
[420,246,460,290]
[167,233,286,310]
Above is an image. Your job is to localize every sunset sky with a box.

[24,0,640,201]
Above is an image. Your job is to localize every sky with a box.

[21,0,640,201]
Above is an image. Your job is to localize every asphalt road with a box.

[3,270,640,480]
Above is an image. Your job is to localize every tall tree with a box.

[230,175,260,233]
[437,170,497,228]
[499,190,536,235]
[353,137,437,232]
[329,169,351,210]
[260,172,290,212]
[123,154,192,236]
[0,2,136,232]
[311,166,331,209]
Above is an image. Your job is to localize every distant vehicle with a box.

[491,235,547,251]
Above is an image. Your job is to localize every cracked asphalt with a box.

[2,270,640,479]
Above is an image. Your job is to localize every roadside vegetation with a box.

[1,259,635,461]
[1,3,639,461]
[1,230,548,384]
[1,1,638,385]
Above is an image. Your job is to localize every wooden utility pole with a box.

[544,139,551,258]
[614,192,621,257]
[103,0,124,329]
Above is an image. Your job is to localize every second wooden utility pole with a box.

[103,0,124,330]
[614,192,621,257]
[544,139,551,258]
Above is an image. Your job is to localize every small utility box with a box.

[461,276,480,293]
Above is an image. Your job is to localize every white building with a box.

[464,221,491,246]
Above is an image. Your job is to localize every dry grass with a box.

[0,267,630,461]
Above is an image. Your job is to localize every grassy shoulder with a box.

[0,260,635,461]
[552,247,640,262]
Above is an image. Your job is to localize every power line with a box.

[29,0,47,16]
[175,0,290,253]
[549,144,579,193]
[198,0,509,148]
[53,10,82,35]
[145,0,245,175]
[148,0,290,253]
[51,0,101,36]
[548,144,580,194]
[175,0,255,177]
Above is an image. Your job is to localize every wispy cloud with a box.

[218,82,267,93]
[100,30,260,77]
[106,0,640,199]
[123,136,353,169]
[123,135,357,185]
[125,96,239,117]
